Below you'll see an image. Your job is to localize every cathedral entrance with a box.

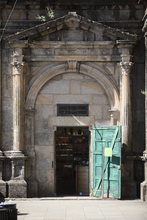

[55,127,90,196]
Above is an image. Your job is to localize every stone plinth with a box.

[0,151,6,197]
[4,151,27,198]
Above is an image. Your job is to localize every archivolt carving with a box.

[25,62,120,110]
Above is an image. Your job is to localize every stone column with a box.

[117,41,137,198]
[141,9,147,201]
[12,48,24,152]
[5,47,27,198]
[120,61,133,148]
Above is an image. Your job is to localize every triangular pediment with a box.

[6,12,137,42]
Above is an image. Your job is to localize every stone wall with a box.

[34,72,110,196]
[0,0,146,198]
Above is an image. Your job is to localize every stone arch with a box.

[25,62,120,111]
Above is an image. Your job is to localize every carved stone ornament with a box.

[120,62,133,76]
[65,60,79,72]
[141,151,147,162]
[11,48,24,75]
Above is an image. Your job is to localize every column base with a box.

[7,180,27,198]
[4,150,25,158]
[141,181,147,201]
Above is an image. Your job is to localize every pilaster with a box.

[141,9,147,201]
[25,108,38,197]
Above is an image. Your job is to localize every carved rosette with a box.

[120,62,133,76]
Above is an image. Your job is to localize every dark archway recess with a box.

[55,127,90,196]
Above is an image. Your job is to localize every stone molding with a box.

[25,62,120,111]
[120,62,133,76]
[5,13,137,43]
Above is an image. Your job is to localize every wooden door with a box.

[92,126,121,199]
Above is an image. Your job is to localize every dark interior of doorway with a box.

[55,127,89,196]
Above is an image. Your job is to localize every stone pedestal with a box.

[0,151,6,197]
[4,151,27,198]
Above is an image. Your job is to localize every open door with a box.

[92,126,121,199]
[55,127,89,196]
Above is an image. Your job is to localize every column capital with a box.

[11,48,24,75]
[120,62,133,76]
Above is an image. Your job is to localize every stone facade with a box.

[0,0,146,198]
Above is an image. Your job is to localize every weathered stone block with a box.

[49,116,94,126]
[7,180,27,198]
[35,133,50,146]
[70,80,81,94]
[35,120,49,133]
[63,73,84,79]
[89,105,103,119]
[35,105,54,120]
[35,145,55,196]
[92,94,108,105]
[54,94,92,104]
[102,105,111,120]
[36,94,53,105]
[81,81,104,94]
[40,80,70,94]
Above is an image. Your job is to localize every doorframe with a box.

[54,126,91,196]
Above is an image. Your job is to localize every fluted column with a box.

[11,48,24,151]
[120,61,133,148]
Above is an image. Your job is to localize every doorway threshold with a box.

[40,196,100,200]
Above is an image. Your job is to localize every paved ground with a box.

[14,198,147,220]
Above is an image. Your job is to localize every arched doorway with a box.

[25,63,120,197]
